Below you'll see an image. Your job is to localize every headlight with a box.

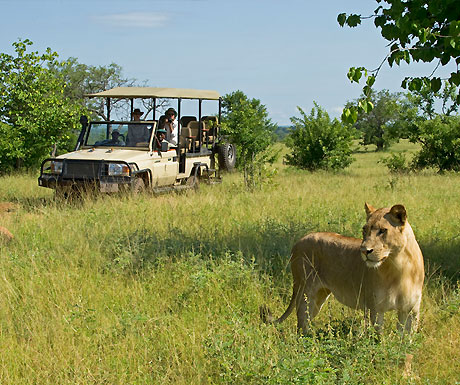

[108,163,130,176]
[50,160,63,174]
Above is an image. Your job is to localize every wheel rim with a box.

[228,144,235,162]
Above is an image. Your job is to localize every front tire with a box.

[132,177,145,194]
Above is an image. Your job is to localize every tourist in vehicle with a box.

[158,114,166,130]
[109,130,125,146]
[154,128,173,150]
[127,108,150,146]
[164,108,179,146]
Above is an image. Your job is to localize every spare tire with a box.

[218,143,236,172]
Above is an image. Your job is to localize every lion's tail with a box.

[260,289,297,325]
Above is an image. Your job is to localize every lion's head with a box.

[360,203,408,268]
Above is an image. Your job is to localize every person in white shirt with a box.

[164,108,179,146]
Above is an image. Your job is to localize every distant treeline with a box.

[274,125,292,141]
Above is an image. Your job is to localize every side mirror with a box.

[161,141,169,152]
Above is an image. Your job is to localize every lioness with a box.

[261,203,424,334]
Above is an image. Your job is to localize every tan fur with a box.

[261,203,425,334]
[0,226,14,242]
[0,202,17,215]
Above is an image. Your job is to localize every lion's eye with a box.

[378,228,387,236]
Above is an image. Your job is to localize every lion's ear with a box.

[364,203,376,218]
[389,204,407,226]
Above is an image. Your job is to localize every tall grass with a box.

[0,141,459,384]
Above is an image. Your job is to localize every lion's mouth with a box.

[362,253,388,268]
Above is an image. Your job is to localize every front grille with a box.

[63,161,101,179]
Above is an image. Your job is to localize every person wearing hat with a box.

[154,128,173,150]
[127,108,150,146]
[164,108,179,146]
[108,130,125,146]
[132,108,144,121]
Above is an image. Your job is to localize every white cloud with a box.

[95,12,169,28]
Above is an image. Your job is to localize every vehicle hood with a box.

[55,148,168,162]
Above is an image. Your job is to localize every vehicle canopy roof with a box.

[87,87,220,100]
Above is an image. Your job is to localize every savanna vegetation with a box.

[0,140,459,384]
[1,7,459,380]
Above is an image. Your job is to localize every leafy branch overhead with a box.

[338,0,460,123]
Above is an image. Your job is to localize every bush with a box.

[0,39,86,171]
[285,103,355,171]
[379,152,410,174]
[221,91,278,188]
[411,116,460,172]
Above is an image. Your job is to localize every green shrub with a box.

[379,152,410,174]
[285,103,355,171]
[221,90,278,188]
[410,116,460,172]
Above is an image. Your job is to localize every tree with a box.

[410,115,460,171]
[406,81,459,120]
[221,91,278,188]
[51,58,170,121]
[395,82,460,172]
[339,0,460,123]
[285,103,355,171]
[50,58,136,120]
[350,89,403,151]
[0,39,85,171]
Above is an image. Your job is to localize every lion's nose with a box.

[360,246,373,256]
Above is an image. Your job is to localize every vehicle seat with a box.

[201,116,218,144]
[179,126,194,151]
[188,121,205,152]
[180,116,197,128]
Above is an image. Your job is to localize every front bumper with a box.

[38,158,137,192]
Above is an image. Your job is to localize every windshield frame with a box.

[82,120,157,150]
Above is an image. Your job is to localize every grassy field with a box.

[0,141,459,384]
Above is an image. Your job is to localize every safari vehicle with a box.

[38,87,236,195]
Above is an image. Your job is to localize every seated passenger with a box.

[126,108,150,146]
[94,130,125,146]
[164,108,179,146]
[158,115,166,130]
[109,130,125,146]
[154,128,173,151]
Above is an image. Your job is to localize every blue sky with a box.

[0,0,456,124]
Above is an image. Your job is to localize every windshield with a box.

[85,121,155,148]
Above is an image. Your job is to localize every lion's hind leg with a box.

[296,287,331,335]
[309,288,331,319]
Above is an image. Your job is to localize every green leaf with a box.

[337,13,347,27]
[408,78,422,91]
[366,100,374,112]
[347,67,356,82]
[366,75,376,87]
[450,72,460,86]
[353,69,363,83]
[430,77,442,93]
[374,15,386,28]
[346,14,362,28]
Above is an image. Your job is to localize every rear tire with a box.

[218,143,236,171]
[186,175,200,190]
